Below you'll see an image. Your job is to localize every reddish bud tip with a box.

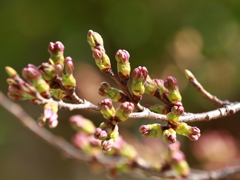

[115,49,130,63]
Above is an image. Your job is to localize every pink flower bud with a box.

[22,64,41,83]
[164,76,179,90]
[132,66,148,81]
[115,49,130,63]
[102,139,114,152]
[48,41,64,55]
[64,56,74,75]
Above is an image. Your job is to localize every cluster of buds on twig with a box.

[97,99,134,151]
[5,40,79,128]
[139,121,200,144]
[70,114,137,177]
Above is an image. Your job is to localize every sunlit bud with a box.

[162,128,177,144]
[94,128,108,140]
[147,104,170,114]
[115,50,131,84]
[139,123,163,137]
[22,64,50,98]
[115,49,130,63]
[115,102,134,121]
[22,64,42,84]
[64,56,74,75]
[144,75,157,95]
[164,76,182,103]
[87,30,104,50]
[167,112,180,124]
[93,47,111,73]
[132,66,148,82]
[99,82,127,103]
[38,62,56,81]
[48,41,65,66]
[98,99,115,120]
[175,122,201,141]
[171,102,184,116]
[5,66,19,78]
[35,79,51,98]
[94,122,114,140]
[62,74,76,89]
[102,139,115,152]
[69,115,95,135]
[184,69,194,80]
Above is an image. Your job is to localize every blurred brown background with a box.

[1,0,240,179]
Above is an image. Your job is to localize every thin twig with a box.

[185,69,229,107]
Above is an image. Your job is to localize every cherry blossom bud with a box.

[87,30,104,50]
[62,74,76,89]
[94,122,115,140]
[48,41,65,67]
[22,64,50,98]
[147,104,170,114]
[139,123,163,137]
[92,47,112,73]
[184,69,194,80]
[99,82,127,103]
[164,76,182,103]
[98,99,115,120]
[115,49,131,84]
[162,128,177,144]
[132,66,148,82]
[64,56,74,75]
[102,139,115,152]
[94,128,108,140]
[22,64,42,83]
[175,122,201,141]
[5,66,19,78]
[69,115,95,135]
[38,62,56,81]
[167,112,180,124]
[115,102,134,121]
[144,75,157,95]
[171,102,184,116]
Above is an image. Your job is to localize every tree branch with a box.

[1,90,240,179]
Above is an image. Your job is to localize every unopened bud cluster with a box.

[70,114,137,176]
[97,99,134,151]
[5,41,79,128]
[139,121,200,144]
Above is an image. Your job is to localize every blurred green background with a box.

[1,0,240,179]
